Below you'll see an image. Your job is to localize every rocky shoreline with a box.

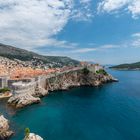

[0,115,13,140]
[1,67,118,140]
[7,68,117,108]
[0,114,43,140]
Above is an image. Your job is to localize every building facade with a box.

[0,76,9,89]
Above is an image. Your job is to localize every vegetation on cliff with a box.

[96,69,108,75]
[24,128,30,138]
[23,128,43,140]
[0,87,10,93]
[82,67,90,75]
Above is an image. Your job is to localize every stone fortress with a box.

[4,63,117,108]
[0,63,103,95]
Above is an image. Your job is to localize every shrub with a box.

[0,87,10,93]
[24,128,30,138]
[96,69,108,75]
[82,67,90,75]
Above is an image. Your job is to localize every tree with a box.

[24,128,30,138]
[82,67,89,75]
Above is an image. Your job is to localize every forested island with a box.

[110,62,140,70]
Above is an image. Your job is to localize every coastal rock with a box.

[0,115,13,139]
[8,94,40,108]
[34,86,48,97]
[8,67,117,108]
[46,70,115,90]
[24,133,43,140]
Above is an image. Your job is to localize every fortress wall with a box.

[13,85,35,95]
[8,66,116,108]
[37,75,47,89]
[11,66,97,95]
[12,82,37,95]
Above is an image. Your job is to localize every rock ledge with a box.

[0,115,13,139]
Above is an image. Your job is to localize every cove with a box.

[0,69,140,140]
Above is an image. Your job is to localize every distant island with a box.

[110,62,140,70]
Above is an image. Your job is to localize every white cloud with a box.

[132,33,140,38]
[37,32,140,57]
[100,44,118,49]
[98,0,129,13]
[62,44,118,54]
[128,1,140,19]
[71,0,93,21]
[99,33,140,49]
[72,48,97,53]
[131,32,140,47]
[98,0,140,19]
[0,0,92,49]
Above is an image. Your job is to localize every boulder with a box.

[24,133,43,140]
[0,115,13,139]
[8,94,40,108]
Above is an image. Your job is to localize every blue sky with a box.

[0,0,140,64]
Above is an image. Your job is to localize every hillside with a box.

[110,62,140,70]
[0,43,79,68]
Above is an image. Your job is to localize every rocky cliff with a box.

[8,68,117,108]
[46,69,115,91]
[0,115,13,139]
[8,93,41,108]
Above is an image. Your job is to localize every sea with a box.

[0,69,140,140]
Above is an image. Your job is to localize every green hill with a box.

[110,62,140,70]
[0,43,79,68]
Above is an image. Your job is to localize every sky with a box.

[0,0,140,65]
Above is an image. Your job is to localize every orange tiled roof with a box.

[0,64,56,79]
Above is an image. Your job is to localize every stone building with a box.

[0,76,9,89]
[11,81,36,95]
[87,64,103,73]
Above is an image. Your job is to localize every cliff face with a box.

[0,115,13,139]
[46,70,115,91]
[8,68,117,108]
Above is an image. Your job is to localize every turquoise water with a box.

[0,70,140,140]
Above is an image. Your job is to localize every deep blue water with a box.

[0,70,140,140]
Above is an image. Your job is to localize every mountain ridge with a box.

[110,62,140,70]
[0,43,79,68]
